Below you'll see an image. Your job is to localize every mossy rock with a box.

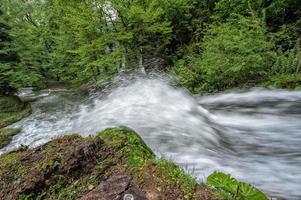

[0,96,25,112]
[0,128,20,149]
[97,127,155,168]
[0,96,32,129]
[0,128,221,200]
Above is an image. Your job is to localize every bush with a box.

[175,16,277,93]
[272,39,301,74]
[262,73,301,89]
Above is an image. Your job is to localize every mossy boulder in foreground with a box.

[0,128,221,200]
[0,128,269,200]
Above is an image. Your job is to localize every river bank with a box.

[0,128,268,200]
[0,96,32,148]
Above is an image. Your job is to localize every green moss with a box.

[0,128,20,148]
[40,168,99,200]
[0,151,22,169]
[0,150,28,186]
[18,194,35,200]
[0,96,24,112]
[0,104,32,129]
[98,128,199,199]
[35,135,86,174]
[156,160,198,198]
[13,135,97,200]
[97,127,154,169]
[0,96,32,129]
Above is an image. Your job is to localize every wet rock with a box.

[0,96,32,130]
[0,96,24,112]
[0,128,20,148]
[80,174,148,200]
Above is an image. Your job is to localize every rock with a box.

[0,96,24,112]
[0,96,32,130]
[58,138,104,175]
[0,128,20,148]
[0,128,222,200]
[80,173,147,200]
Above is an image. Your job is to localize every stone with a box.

[80,173,148,200]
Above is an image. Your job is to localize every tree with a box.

[110,0,172,71]
[175,16,277,92]
[0,0,49,95]
[0,9,20,95]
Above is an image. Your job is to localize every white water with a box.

[1,76,301,199]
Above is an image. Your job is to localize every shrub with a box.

[175,16,277,93]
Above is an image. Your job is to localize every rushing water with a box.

[1,76,301,199]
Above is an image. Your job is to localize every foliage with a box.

[173,51,203,93]
[0,9,24,94]
[262,73,301,89]
[173,0,301,93]
[213,0,301,26]
[207,171,268,200]
[272,39,301,74]
[176,16,277,92]
[0,0,48,94]
[1,0,301,92]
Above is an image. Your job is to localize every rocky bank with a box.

[0,128,220,200]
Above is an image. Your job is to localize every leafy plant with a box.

[175,16,277,93]
[207,172,268,200]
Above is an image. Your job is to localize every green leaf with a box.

[207,172,268,200]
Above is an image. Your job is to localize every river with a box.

[1,76,301,199]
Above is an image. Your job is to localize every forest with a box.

[1,1,301,199]
[1,0,301,95]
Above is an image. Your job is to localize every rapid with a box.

[1,75,301,199]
